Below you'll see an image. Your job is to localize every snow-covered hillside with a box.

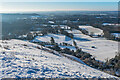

[33,34,73,44]
[33,32,119,62]
[0,39,118,78]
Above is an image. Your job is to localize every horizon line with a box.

[0,10,118,14]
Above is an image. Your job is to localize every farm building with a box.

[79,26,104,37]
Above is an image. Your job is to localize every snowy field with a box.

[78,26,104,36]
[33,34,73,44]
[0,39,118,78]
[33,31,119,62]
[74,34,119,61]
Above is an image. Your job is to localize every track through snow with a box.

[0,39,118,78]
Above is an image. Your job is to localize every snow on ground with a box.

[0,39,118,78]
[111,33,120,38]
[33,34,73,44]
[78,26,104,36]
[59,46,76,51]
[74,34,118,61]
[33,31,119,62]
[66,29,82,34]
[63,54,86,65]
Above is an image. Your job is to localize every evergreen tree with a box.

[50,37,55,44]
[73,40,77,48]
[54,44,61,51]
[76,48,82,53]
